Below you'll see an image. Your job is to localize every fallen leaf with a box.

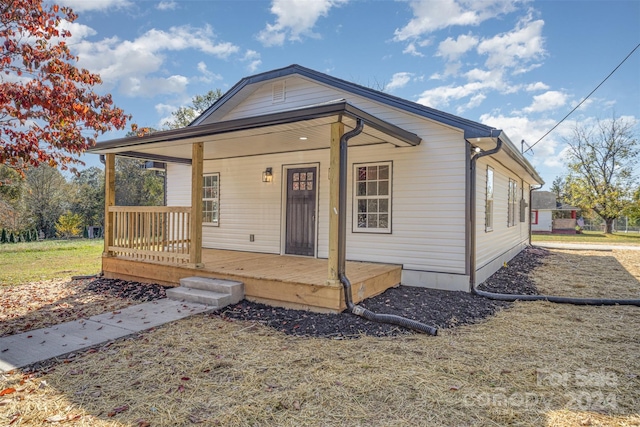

[45,414,66,422]
[177,385,185,393]
[0,398,12,406]
[8,412,20,424]
[138,421,151,427]
[181,377,190,381]
[0,387,16,396]
[107,404,129,417]
[293,400,301,410]
[449,386,460,391]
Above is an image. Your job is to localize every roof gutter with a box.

[468,130,503,290]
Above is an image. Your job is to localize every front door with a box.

[285,167,317,256]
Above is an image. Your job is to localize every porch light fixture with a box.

[299,136,308,141]
[262,167,273,183]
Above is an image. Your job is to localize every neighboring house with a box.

[89,64,543,312]
[531,191,579,234]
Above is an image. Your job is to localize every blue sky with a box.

[56,0,640,187]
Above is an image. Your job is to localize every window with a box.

[354,162,391,233]
[531,210,538,225]
[203,173,219,226]
[508,179,517,227]
[485,167,494,231]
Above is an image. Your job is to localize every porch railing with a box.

[107,206,192,263]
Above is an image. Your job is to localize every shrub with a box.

[55,211,83,239]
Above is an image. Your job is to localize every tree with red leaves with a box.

[0,0,131,174]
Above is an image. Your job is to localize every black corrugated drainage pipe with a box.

[337,119,437,335]
[472,283,640,306]
[469,137,640,307]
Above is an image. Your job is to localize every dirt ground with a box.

[1,248,639,426]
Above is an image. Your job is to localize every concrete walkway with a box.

[0,299,214,373]
[534,242,640,251]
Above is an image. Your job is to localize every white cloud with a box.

[403,43,424,57]
[257,0,347,46]
[526,82,550,92]
[436,33,478,62]
[523,90,568,113]
[196,62,223,83]
[387,72,414,91]
[242,50,262,73]
[156,1,178,11]
[72,25,239,97]
[57,0,132,12]
[121,74,189,97]
[417,67,514,110]
[477,15,546,70]
[394,0,523,41]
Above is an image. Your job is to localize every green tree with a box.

[624,187,640,226]
[550,176,566,201]
[70,166,104,227]
[115,158,164,206]
[24,165,68,238]
[0,165,29,231]
[164,89,222,129]
[55,211,82,239]
[564,115,639,233]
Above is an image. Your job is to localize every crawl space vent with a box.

[272,81,285,103]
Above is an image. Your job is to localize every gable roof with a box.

[89,64,543,185]
[192,64,497,140]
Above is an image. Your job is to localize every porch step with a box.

[165,277,244,309]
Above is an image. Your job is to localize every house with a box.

[531,191,579,234]
[89,64,543,312]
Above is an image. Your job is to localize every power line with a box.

[524,42,640,154]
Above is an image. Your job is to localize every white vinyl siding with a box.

[353,162,392,233]
[475,157,533,284]
[167,74,543,290]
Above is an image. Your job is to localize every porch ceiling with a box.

[89,100,422,164]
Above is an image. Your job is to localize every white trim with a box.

[352,161,392,234]
[280,162,320,257]
[485,166,494,232]
[203,172,220,227]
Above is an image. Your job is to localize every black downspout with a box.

[337,119,437,335]
[528,184,543,246]
[469,133,503,289]
[469,137,640,306]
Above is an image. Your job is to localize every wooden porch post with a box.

[327,122,344,285]
[190,142,203,267]
[103,153,115,257]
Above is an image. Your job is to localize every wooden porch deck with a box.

[102,249,402,312]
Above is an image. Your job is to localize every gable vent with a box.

[272,81,285,104]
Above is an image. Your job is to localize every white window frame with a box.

[353,161,392,233]
[203,173,220,227]
[485,167,494,232]
[508,178,517,227]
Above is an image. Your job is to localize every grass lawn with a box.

[0,239,103,285]
[531,230,640,245]
[1,244,639,425]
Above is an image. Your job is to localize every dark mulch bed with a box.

[84,278,167,302]
[217,247,549,338]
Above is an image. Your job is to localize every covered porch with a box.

[94,99,420,312]
[102,246,401,312]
